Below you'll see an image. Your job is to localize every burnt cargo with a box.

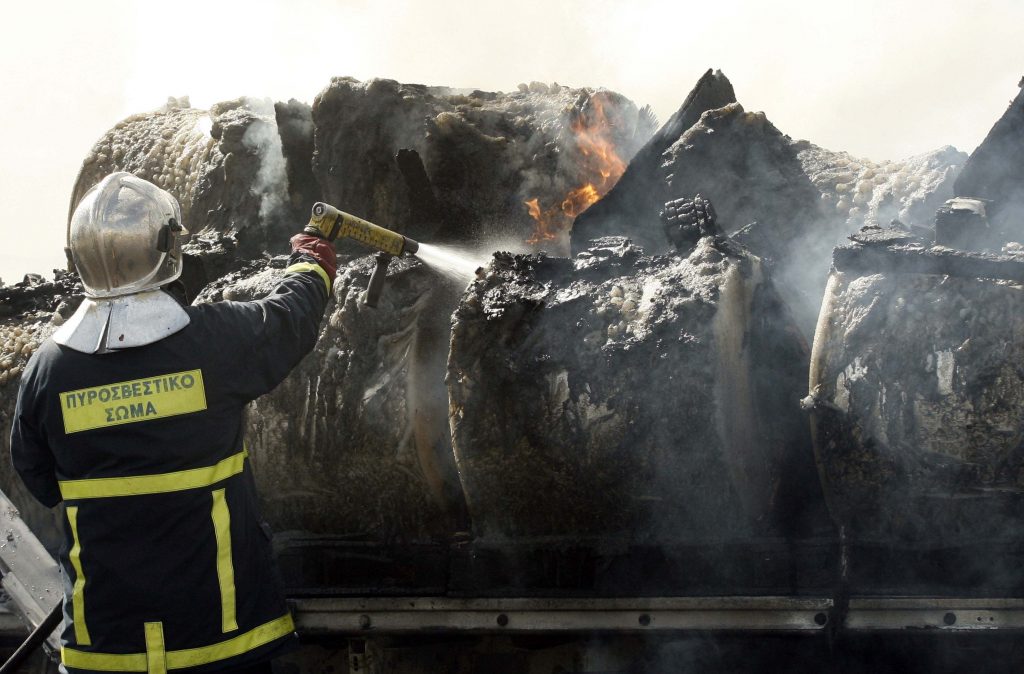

[447,235,833,596]
[808,230,1024,594]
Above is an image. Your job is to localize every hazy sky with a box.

[1,0,1021,282]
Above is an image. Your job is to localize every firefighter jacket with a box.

[10,254,333,673]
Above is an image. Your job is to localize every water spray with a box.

[306,202,421,307]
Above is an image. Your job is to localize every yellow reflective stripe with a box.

[284,262,331,294]
[59,450,248,500]
[61,648,147,672]
[144,622,166,674]
[67,506,91,646]
[61,614,295,672]
[211,488,238,633]
[167,613,294,669]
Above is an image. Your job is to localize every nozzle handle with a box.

[309,202,417,257]
[362,252,392,308]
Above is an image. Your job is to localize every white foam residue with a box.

[834,357,868,412]
[637,277,663,321]
[834,373,849,412]
[935,350,955,395]
[548,370,570,415]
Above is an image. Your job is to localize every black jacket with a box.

[10,255,331,673]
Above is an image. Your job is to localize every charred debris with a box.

[2,71,1024,614]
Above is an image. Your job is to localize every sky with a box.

[0,0,1021,282]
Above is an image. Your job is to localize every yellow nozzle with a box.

[308,202,419,257]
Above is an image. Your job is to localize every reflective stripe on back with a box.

[66,506,91,646]
[211,488,238,633]
[144,622,167,674]
[59,450,247,500]
[61,613,295,671]
[60,370,207,434]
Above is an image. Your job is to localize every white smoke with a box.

[241,97,290,223]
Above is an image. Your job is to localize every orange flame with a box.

[526,96,627,244]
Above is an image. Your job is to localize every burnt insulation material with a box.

[570,70,965,341]
[808,231,1024,551]
[448,235,828,546]
[70,97,305,259]
[311,77,654,253]
[217,254,468,542]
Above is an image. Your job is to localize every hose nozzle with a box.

[308,202,419,256]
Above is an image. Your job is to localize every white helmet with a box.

[55,173,192,354]
[69,172,189,298]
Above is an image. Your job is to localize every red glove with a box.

[290,233,338,286]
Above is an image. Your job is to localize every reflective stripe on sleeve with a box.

[211,488,238,633]
[284,262,331,294]
[144,622,167,674]
[66,506,91,646]
[61,613,296,671]
[58,450,247,500]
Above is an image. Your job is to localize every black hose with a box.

[0,602,62,673]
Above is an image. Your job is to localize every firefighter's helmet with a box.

[55,173,192,353]
[69,172,189,298]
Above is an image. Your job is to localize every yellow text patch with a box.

[60,369,207,434]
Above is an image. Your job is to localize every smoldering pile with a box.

[0,270,82,390]
[75,80,656,262]
[73,96,311,259]
[802,234,1024,593]
[572,69,970,335]
[313,78,656,255]
[3,70,1024,602]
[792,80,1024,592]
[447,216,825,548]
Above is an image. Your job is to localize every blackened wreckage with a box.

[1,71,1024,672]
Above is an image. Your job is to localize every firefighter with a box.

[10,172,339,673]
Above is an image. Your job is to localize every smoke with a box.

[241,97,290,224]
[768,223,850,339]
[767,143,966,337]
